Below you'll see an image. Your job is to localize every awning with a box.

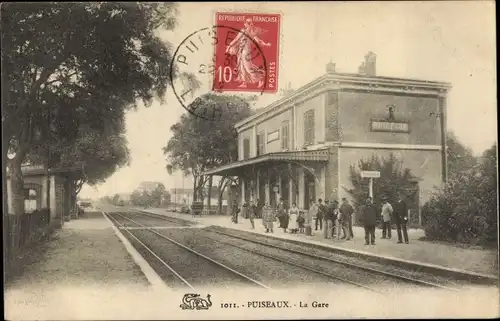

[202,148,330,176]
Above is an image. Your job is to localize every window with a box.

[24,188,38,213]
[256,131,265,156]
[243,138,250,159]
[304,109,315,145]
[281,121,289,150]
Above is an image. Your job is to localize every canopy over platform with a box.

[202,148,330,177]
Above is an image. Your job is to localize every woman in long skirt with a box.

[277,198,288,232]
[262,202,275,233]
[288,203,300,233]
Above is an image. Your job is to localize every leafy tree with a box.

[2,3,196,216]
[99,196,113,204]
[130,190,144,206]
[422,143,497,245]
[163,93,252,202]
[348,153,417,224]
[27,126,130,209]
[162,190,172,205]
[151,183,166,207]
[112,194,120,206]
[446,131,477,180]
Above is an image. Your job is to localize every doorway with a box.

[304,172,316,210]
[281,176,290,209]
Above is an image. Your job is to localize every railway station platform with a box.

[140,208,499,278]
[4,211,173,320]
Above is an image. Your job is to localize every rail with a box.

[207,227,460,291]
[108,211,270,289]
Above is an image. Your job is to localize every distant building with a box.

[170,188,193,205]
[170,186,228,207]
[117,193,131,203]
[137,181,164,193]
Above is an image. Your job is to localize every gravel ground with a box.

[207,226,488,289]
[195,228,423,293]
[154,228,362,291]
[123,228,261,289]
[144,208,499,276]
[4,212,155,320]
[108,211,187,227]
[6,223,149,288]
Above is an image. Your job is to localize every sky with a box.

[79,1,497,199]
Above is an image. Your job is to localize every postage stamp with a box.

[213,12,280,93]
[169,25,268,120]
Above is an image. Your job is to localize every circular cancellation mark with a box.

[169,25,268,121]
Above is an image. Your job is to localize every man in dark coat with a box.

[315,198,325,231]
[361,197,377,245]
[231,200,240,223]
[339,198,354,240]
[393,192,409,244]
[277,198,289,232]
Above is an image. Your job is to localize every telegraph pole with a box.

[46,108,51,225]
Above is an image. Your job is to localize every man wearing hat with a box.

[361,196,377,245]
[340,197,354,239]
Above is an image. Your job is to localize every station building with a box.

[204,52,451,218]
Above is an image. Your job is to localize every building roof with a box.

[202,148,330,176]
[6,164,85,178]
[235,70,452,131]
[138,181,163,192]
[170,188,193,194]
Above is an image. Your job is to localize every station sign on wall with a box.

[371,120,409,133]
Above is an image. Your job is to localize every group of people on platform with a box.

[230,192,410,245]
[361,192,410,245]
[310,197,355,240]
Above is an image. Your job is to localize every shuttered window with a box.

[304,109,315,145]
[281,121,289,150]
[256,131,265,156]
[243,138,250,159]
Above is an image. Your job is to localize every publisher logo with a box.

[180,293,212,310]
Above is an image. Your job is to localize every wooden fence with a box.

[4,209,51,268]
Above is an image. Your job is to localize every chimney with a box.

[279,82,294,96]
[364,51,377,76]
[326,61,336,73]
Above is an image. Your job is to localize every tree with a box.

[446,131,477,180]
[130,190,144,206]
[151,183,166,207]
[422,143,497,245]
[112,194,120,206]
[162,190,172,206]
[27,126,131,209]
[163,93,252,202]
[2,3,196,216]
[348,153,416,224]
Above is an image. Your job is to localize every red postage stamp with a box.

[212,12,280,93]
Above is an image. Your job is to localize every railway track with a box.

[114,210,189,227]
[106,209,467,293]
[204,227,461,292]
[109,211,388,294]
[105,211,269,290]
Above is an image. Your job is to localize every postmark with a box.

[169,25,268,120]
[213,12,280,93]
